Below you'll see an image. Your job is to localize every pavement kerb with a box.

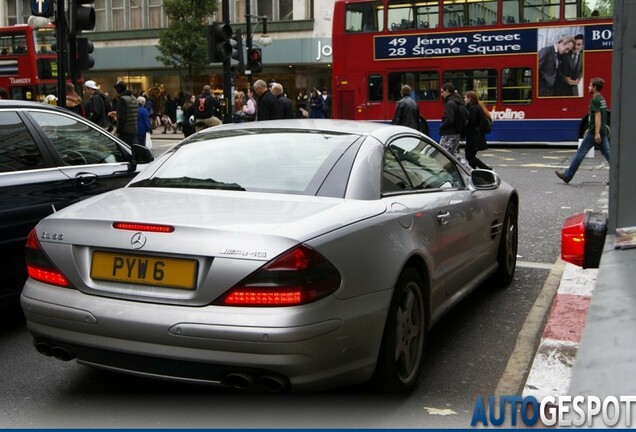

[495,259,565,399]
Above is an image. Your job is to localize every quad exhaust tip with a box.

[222,372,289,392]
[35,341,75,361]
[35,340,288,391]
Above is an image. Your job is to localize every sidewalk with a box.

[150,131,182,139]
[522,263,598,400]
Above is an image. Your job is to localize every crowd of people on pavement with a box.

[0,79,336,147]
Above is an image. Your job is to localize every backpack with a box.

[453,100,469,133]
[480,113,493,134]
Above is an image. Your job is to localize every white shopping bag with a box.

[146,132,153,150]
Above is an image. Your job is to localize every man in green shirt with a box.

[555,77,610,184]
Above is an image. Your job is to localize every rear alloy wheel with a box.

[376,267,426,392]
[493,201,518,286]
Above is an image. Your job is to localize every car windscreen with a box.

[130,130,361,195]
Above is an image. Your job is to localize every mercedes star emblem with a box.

[130,232,146,249]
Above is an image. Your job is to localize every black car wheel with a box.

[376,267,426,392]
[493,201,518,286]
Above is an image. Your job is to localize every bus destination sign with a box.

[374,29,537,60]
[374,24,612,61]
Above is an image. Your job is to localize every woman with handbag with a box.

[463,91,492,170]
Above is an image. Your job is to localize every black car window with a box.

[29,111,127,166]
[0,111,45,172]
[386,136,464,190]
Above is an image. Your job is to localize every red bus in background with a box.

[0,24,58,101]
[331,0,613,144]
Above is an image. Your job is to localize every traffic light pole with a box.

[68,33,79,88]
[221,0,233,124]
[55,0,67,108]
[245,0,253,86]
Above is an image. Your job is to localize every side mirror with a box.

[561,211,607,268]
[470,169,501,190]
[129,144,154,172]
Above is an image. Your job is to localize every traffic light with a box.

[207,22,232,63]
[230,29,245,74]
[69,0,96,36]
[76,37,95,70]
[247,48,262,73]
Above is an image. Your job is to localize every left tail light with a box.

[214,244,341,307]
[25,228,73,288]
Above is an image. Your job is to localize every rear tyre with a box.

[375,267,426,392]
[493,201,518,286]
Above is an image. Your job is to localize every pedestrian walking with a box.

[392,84,419,130]
[463,91,492,170]
[192,85,222,131]
[271,83,292,119]
[439,82,467,157]
[555,77,610,184]
[65,83,84,116]
[322,88,332,118]
[296,91,308,118]
[308,88,325,119]
[83,80,109,129]
[113,80,138,145]
[233,90,245,123]
[136,96,152,147]
[181,92,196,138]
[253,79,282,120]
[241,88,257,121]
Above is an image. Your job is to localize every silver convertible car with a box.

[21,119,518,392]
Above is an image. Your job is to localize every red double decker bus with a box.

[331,0,613,144]
[0,24,58,101]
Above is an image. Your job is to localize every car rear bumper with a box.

[21,280,392,391]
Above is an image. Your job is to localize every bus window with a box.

[502,0,559,23]
[415,0,439,29]
[368,74,383,101]
[12,35,27,54]
[502,67,532,104]
[346,1,384,32]
[388,0,439,30]
[388,0,416,30]
[527,0,559,23]
[388,71,439,101]
[443,0,497,27]
[443,69,497,103]
[0,34,12,55]
[33,28,56,54]
[37,58,57,80]
[502,0,521,23]
[564,0,614,19]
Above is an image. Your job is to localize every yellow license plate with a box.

[91,251,198,289]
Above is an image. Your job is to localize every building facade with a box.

[0,0,334,105]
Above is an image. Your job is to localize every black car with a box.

[0,100,154,306]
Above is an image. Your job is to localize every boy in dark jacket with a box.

[439,82,466,157]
